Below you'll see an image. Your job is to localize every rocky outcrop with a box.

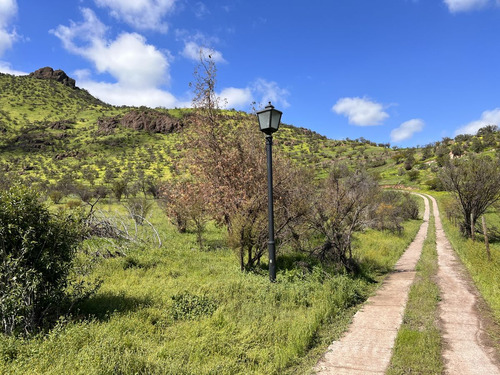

[96,109,187,135]
[120,109,184,134]
[29,67,76,89]
[97,116,120,135]
[120,109,185,134]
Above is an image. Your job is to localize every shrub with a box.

[0,187,82,335]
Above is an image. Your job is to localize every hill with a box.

[1,68,500,194]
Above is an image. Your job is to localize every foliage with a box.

[124,197,153,225]
[0,210,423,375]
[371,190,419,233]
[170,292,218,320]
[0,187,82,335]
[170,55,310,269]
[440,155,500,237]
[306,165,379,271]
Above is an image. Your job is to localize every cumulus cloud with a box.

[0,0,18,56]
[51,8,176,106]
[443,0,489,12]
[181,41,225,63]
[455,108,500,135]
[216,79,289,110]
[218,87,252,109]
[391,119,425,142]
[76,80,179,107]
[252,78,290,109]
[94,0,176,32]
[332,97,389,126]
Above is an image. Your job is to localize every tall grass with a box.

[0,203,423,375]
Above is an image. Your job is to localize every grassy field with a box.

[387,202,444,375]
[0,201,423,375]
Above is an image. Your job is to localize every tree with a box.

[307,165,379,271]
[440,155,500,237]
[0,187,82,335]
[165,54,309,270]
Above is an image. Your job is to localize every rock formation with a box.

[29,67,76,89]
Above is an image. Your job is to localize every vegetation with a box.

[388,207,444,374]
[1,65,500,373]
[439,155,500,237]
[0,187,85,335]
[0,205,422,374]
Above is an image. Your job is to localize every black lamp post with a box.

[256,102,282,282]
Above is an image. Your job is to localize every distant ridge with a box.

[28,66,76,89]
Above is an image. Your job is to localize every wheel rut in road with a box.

[314,194,430,375]
[425,193,500,375]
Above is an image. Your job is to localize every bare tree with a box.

[307,165,379,271]
[440,155,500,238]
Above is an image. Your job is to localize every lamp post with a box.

[256,102,282,282]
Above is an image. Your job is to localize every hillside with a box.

[1,68,500,194]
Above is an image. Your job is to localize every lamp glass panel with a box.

[258,110,271,131]
[271,111,282,131]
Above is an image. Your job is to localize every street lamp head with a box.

[257,102,282,135]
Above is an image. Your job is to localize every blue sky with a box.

[1,0,500,147]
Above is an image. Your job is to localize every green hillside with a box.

[2,70,500,194]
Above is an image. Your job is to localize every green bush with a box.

[0,187,81,335]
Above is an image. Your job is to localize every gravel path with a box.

[314,194,430,374]
[425,193,500,375]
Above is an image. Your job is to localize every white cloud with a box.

[443,0,489,12]
[455,108,500,135]
[0,60,26,75]
[181,41,225,63]
[76,80,179,107]
[218,87,253,109]
[391,119,425,142]
[332,97,389,126]
[215,79,289,111]
[252,78,290,109]
[94,0,176,32]
[51,8,176,107]
[0,0,18,56]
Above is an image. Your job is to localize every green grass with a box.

[387,203,444,375]
[0,202,423,375]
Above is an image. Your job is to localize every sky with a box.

[1,0,500,147]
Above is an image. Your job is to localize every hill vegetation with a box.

[1,64,500,374]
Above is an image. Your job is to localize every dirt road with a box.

[425,193,500,375]
[314,194,430,374]
[314,194,500,374]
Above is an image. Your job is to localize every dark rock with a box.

[49,120,75,130]
[120,109,184,134]
[29,67,76,89]
[97,116,120,135]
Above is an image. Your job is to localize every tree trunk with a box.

[470,213,475,241]
[482,215,491,261]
